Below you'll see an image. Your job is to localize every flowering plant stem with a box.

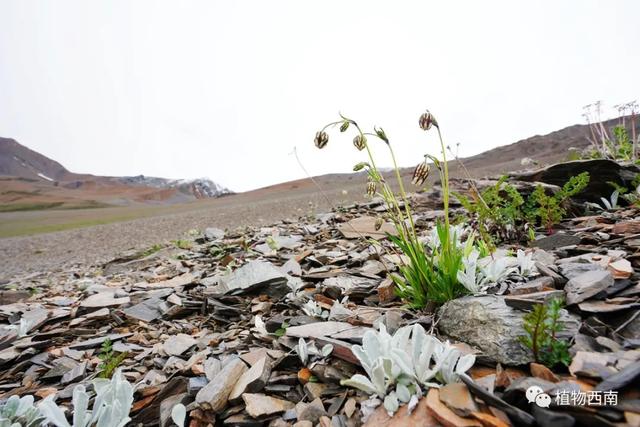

[314,110,469,307]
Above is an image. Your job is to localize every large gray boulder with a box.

[438,295,579,366]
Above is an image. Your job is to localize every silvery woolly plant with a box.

[341,324,475,416]
[38,369,134,427]
[457,249,538,294]
[0,395,46,427]
[314,111,475,307]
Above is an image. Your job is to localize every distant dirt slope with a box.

[0,137,82,182]
[457,116,639,178]
[0,138,231,210]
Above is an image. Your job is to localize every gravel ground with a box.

[0,186,366,280]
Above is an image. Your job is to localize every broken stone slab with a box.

[69,333,132,350]
[558,261,605,280]
[438,383,478,417]
[215,261,289,297]
[532,233,581,250]
[61,361,87,385]
[425,388,481,427]
[363,395,438,427]
[204,227,225,241]
[608,259,633,279]
[577,300,640,313]
[285,321,370,341]
[504,290,566,310]
[196,358,247,411]
[163,333,197,357]
[80,292,130,308]
[509,277,555,295]
[0,290,32,305]
[135,272,197,290]
[337,216,397,239]
[461,375,535,427]
[242,393,295,418]
[568,351,618,379]
[530,405,576,427]
[123,298,163,322]
[438,295,579,365]
[565,270,614,305]
[594,360,640,391]
[229,356,271,402]
[295,398,327,423]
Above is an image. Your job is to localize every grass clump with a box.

[519,298,571,368]
[314,110,476,307]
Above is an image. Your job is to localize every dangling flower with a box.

[374,217,384,231]
[374,127,389,144]
[412,161,430,186]
[353,162,370,172]
[314,131,329,149]
[419,111,438,131]
[366,180,377,197]
[353,135,367,151]
[340,121,350,132]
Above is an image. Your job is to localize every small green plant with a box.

[98,338,128,379]
[582,101,638,161]
[314,110,476,307]
[524,172,590,233]
[455,176,525,247]
[274,321,289,337]
[519,298,571,368]
[172,239,193,250]
[140,243,163,258]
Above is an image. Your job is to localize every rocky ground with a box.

[0,160,639,427]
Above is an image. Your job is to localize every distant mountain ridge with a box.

[0,137,232,211]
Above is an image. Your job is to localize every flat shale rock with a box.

[80,292,130,307]
[532,233,581,250]
[242,393,295,418]
[285,321,370,341]
[439,383,478,417]
[363,396,438,427]
[439,295,579,365]
[565,270,614,305]
[204,227,225,241]
[229,356,271,401]
[558,261,605,280]
[338,216,397,239]
[196,358,247,411]
[216,260,289,297]
[163,333,197,356]
[425,388,481,427]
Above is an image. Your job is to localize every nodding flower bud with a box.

[314,131,329,149]
[340,121,350,132]
[353,135,367,151]
[353,162,370,172]
[374,217,384,231]
[366,180,377,197]
[412,161,430,186]
[419,110,438,131]
[374,126,389,144]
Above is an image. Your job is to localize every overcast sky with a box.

[1,1,639,192]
